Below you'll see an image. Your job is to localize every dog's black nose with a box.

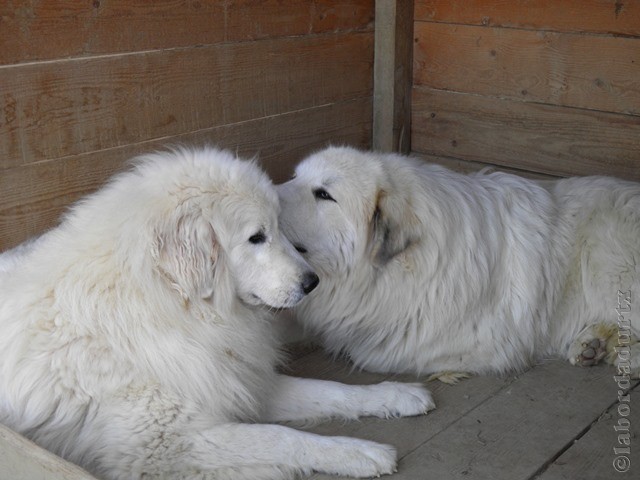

[302,272,319,294]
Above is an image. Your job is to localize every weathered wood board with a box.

[285,349,637,480]
[411,0,640,182]
[0,422,96,480]
[0,0,375,65]
[413,22,640,116]
[1,32,373,169]
[0,1,376,250]
[412,87,640,180]
[0,98,372,250]
[414,0,640,36]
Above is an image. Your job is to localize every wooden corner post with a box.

[373,0,414,154]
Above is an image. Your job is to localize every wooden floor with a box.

[285,344,639,480]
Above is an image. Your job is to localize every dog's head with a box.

[277,146,421,276]
[129,147,318,309]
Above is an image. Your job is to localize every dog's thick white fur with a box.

[0,147,435,480]
[278,146,640,378]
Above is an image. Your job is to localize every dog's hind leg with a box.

[261,375,434,423]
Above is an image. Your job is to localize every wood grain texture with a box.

[536,389,639,480]
[0,423,96,480]
[372,0,397,152]
[0,0,374,65]
[392,361,620,480]
[411,152,558,180]
[0,98,372,250]
[372,0,414,153]
[0,32,373,169]
[393,0,414,154]
[413,22,640,115]
[294,351,626,480]
[412,87,640,179]
[414,0,640,36]
[286,349,515,465]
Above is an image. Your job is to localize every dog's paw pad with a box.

[575,338,607,367]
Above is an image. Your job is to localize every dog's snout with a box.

[302,272,319,295]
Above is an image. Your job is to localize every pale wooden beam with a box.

[373,0,414,153]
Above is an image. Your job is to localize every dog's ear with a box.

[368,188,420,268]
[151,212,218,302]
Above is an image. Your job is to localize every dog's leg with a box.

[98,393,397,479]
[187,423,397,478]
[262,375,434,423]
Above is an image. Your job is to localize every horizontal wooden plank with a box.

[393,361,618,480]
[537,389,639,480]
[411,152,558,179]
[411,87,640,180]
[0,0,374,65]
[414,0,640,36]
[0,32,373,169]
[0,97,372,251]
[413,22,640,116]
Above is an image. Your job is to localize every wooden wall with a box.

[411,0,640,180]
[0,0,374,251]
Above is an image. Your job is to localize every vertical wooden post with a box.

[373,0,396,152]
[373,0,414,153]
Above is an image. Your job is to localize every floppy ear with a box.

[151,212,218,302]
[368,189,420,268]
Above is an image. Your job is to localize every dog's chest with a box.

[149,320,280,421]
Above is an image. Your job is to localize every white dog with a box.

[0,147,435,480]
[278,146,640,380]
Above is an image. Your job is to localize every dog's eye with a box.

[248,232,266,244]
[313,188,336,202]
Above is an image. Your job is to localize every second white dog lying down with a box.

[0,147,434,480]
[278,146,640,378]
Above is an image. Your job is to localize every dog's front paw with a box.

[365,381,435,418]
[323,438,397,478]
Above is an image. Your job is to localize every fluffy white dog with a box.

[0,147,435,480]
[278,146,640,379]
